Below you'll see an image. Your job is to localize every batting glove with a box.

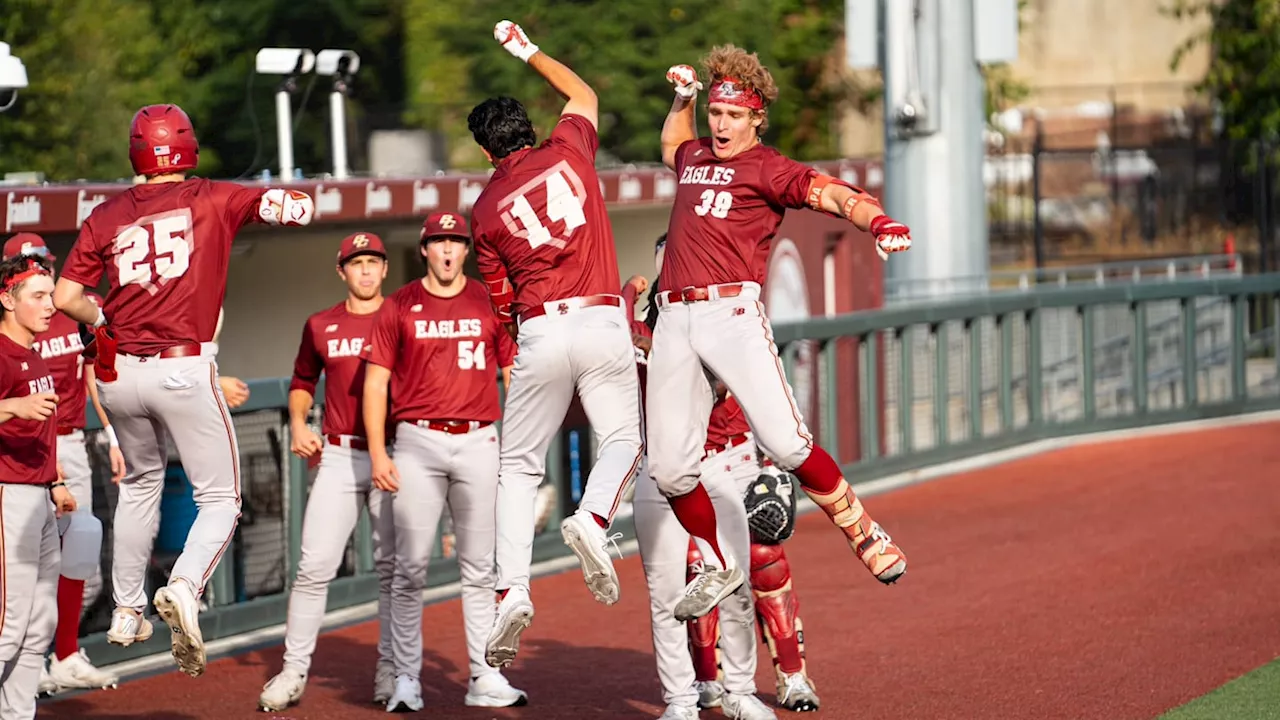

[494,20,539,63]
[667,64,703,98]
[869,214,912,261]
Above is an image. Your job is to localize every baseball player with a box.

[51,103,314,678]
[365,211,526,711]
[647,46,914,619]
[1,235,124,695]
[257,231,397,712]
[0,254,78,719]
[470,21,643,668]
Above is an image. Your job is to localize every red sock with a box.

[591,512,608,528]
[792,446,843,494]
[667,484,726,566]
[54,576,85,661]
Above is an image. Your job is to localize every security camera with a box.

[0,42,29,91]
[255,48,315,76]
[316,50,360,77]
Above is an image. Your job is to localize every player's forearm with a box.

[287,389,314,433]
[821,184,884,232]
[528,52,597,110]
[661,96,697,170]
[502,366,512,394]
[53,279,102,325]
[362,371,391,456]
[86,367,110,427]
[0,398,15,424]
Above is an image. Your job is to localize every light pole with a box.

[316,50,361,180]
[255,48,315,180]
[0,42,29,113]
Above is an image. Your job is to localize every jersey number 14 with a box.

[506,162,587,250]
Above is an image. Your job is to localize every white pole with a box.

[330,90,349,180]
[275,89,295,180]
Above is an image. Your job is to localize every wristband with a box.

[50,481,66,489]
[105,425,120,448]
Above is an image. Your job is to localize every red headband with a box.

[708,77,765,111]
[1,261,49,295]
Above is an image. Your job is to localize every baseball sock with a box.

[667,484,727,566]
[54,576,86,661]
[792,445,843,494]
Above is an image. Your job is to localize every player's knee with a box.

[749,542,790,592]
[759,432,812,472]
[654,471,699,498]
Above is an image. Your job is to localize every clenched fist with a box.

[869,214,912,261]
[667,64,703,99]
[494,20,540,63]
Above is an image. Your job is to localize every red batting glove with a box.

[870,214,912,261]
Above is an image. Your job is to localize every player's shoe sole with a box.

[484,605,534,669]
[154,586,206,678]
[560,515,620,605]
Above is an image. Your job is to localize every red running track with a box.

[38,421,1280,719]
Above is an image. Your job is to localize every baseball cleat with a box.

[674,565,745,622]
[660,704,701,719]
[776,672,820,712]
[48,649,119,691]
[372,660,395,704]
[722,692,778,720]
[153,580,206,678]
[106,607,154,647]
[857,521,907,584]
[484,586,534,668]
[806,481,908,584]
[695,680,724,709]
[259,667,306,711]
[37,661,57,697]
[385,674,424,712]
[464,672,528,707]
[560,510,621,605]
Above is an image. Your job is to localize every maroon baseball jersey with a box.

[367,280,517,423]
[290,302,380,438]
[34,292,102,430]
[705,394,751,451]
[472,114,622,317]
[0,335,57,485]
[61,179,272,355]
[659,138,816,292]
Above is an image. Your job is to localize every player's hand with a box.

[494,20,540,63]
[626,274,649,296]
[12,392,58,421]
[632,332,652,355]
[219,376,250,409]
[372,452,401,493]
[50,484,77,517]
[869,214,912,261]
[108,446,127,484]
[667,64,703,99]
[291,424,324,459]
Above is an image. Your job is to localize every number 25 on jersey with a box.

[113,209,193,294]
[504,161,587,250]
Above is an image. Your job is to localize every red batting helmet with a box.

[129,104,199,177]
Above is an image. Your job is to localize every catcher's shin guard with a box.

[749,543,806,676]
[803,478,907,584]
[685,539,722,683]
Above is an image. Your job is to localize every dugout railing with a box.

[70,274,1280,669]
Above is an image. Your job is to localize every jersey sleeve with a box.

[474,227,515,324]
[366,303,402,370]
[215,183,268,232]
[548,114,599,161]
[673,138,702,175]
[60,217,106,287]
[760,152,818,210]
[288,318,323,395]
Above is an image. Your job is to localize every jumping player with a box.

[0,254,78,718]
[258,231,396,711]
[52,103,314,677]
[2,234,124,695]
[470,21,643,668]
[649,47,913,619]
[364,212,527,711]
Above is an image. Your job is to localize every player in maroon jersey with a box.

[258,231,399,712]
[649,46,913,620]
[0,254,78,718]
[51,103,314,678]
[364,211,526,710]
[469,20,643,669]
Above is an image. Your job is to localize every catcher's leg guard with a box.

[801,468,907,584]
[749,543,805,676]
[685,538,722,683]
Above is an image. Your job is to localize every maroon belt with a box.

[659,283,745,307]
[123,342,203,359]
[519,294,622,323]
[703,433,750,460]
[326,434,369,451]
[416,420,493,435]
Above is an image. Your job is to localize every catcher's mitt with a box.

[743,469,797,544]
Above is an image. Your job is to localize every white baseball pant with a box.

[56,431,104,609]
[0,485,60,719]
[495,302,643,591]
[281,441,394,675]
[647,283,813,498]
[98,347,241,610]
[633,445,758,709]
[389,421,501,680]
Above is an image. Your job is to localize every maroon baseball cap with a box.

[336,231,387,266]
[420,211,471,243]
[3,233,55,262]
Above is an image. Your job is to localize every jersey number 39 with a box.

[113,209,193,295]
[502,161,587,250]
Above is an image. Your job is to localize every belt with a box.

[658,283,745,308]
[703,433,751,460]
[519,294,622,323]
[123,342,204,359]
[326,434,368,451]
[416,419,493,435]
[57,426,79,436]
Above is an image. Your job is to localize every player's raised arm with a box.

[662,64,702,171]
[810,178,912,261]
[494,20,598,129]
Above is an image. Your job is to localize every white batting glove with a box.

[494,20,539,63]
[667,64,703,98]
[869,215,912,261]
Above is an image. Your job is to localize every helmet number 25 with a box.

[504,161,587,250]
[113,209,193,294]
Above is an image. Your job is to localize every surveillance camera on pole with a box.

[316,50,360,180]
[255,48,315,180]
[0,42,29,114]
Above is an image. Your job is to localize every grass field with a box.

[1159,656,1280,720]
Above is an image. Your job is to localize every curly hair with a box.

[702,44,779,135]
[468,97,538,161]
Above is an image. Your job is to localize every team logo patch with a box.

[438,214,457,229]
[20,362,28,371]
[411,304,423,313]
[353,234,370,248]
[325,324,339,333]
[557,302,570,315]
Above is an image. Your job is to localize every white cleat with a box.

[372,660,395,705]
[385,674,424,713]
[776,671,820,712]
[259,667,306,712]
[660,703,701,720]
[464,672,528,707]
[484,585,534,668]
[48,649,119,690]
[106,607,154,647]
[695,680,724,709]
[37,661,57,697]
[673,564,746,622]
[722,693,778,720]
[153,580,206,678]
[560,510,621,605]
